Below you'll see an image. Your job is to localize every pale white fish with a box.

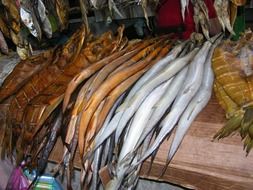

[90,93,125,154]
[214,0,225,31]
[135,66,188,150]
[168,36,223,161]
[112,42,188,143]
[118,80,171,162]
[100,137,111,168]
[20,7,39,38]
[222,0,235,35]
[197,0,209,21]
[123,131,153,189]
[126,41,187,100]
[93,42,186,148]
[114,48,199,142]
[90,146,102,190]
[136,41,212,165]
[180,0,189,21]
[37,0,52,38]
[108,0,124,18]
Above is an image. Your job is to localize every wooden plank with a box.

[49,95,253,189]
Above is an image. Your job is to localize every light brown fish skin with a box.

[78,40,167,157]
[0,49,56,103]
[212,47,252,106]
[62,40,154,112]
[8,28,85,122]
[212,33,253,154]
[12,26,130,157]
[0,15,10,39]
[1,0,20,32]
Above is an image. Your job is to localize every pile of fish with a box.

[84,34,222,190]
[212,29,253,155]
[0,22,223,189]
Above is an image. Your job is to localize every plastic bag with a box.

[5,166,29,190]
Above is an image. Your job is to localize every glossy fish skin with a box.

[9,27,131,165]
[136,42,211,165]
[36,0,53,38]
[20,1,42,39]
[167,36,222,165]
[90,42,184,153]
[1,0,20,33]
[212,46,252,107]
[114,48,199,145]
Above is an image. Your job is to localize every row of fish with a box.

[1,24,252,190]
[0,24,221,189]
[81,34,223,190]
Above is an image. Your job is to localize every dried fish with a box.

[137,41,211,164]
[20,1,42,39]
[114,48,199,144]
[167,35,222,165]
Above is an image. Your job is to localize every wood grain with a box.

[49,95,253,189]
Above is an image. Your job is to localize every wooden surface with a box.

[49,95,253,190]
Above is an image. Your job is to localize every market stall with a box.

[0,0,253,190]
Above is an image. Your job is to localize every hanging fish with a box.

[36,0,53,38]
[180,0,189,21]
[20,0,42,39]
[55,0,69,31]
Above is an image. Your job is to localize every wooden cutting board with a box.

[49,95,253,190]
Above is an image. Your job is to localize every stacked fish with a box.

[0,24,127,165]
[82,34,222,189]
[212,29,253,155]
[0,22,223,189]
[58,32,221,188]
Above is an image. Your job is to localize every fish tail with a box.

[240,107,253,139]
[213,113,243,140]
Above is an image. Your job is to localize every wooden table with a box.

[49,95,253,190]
